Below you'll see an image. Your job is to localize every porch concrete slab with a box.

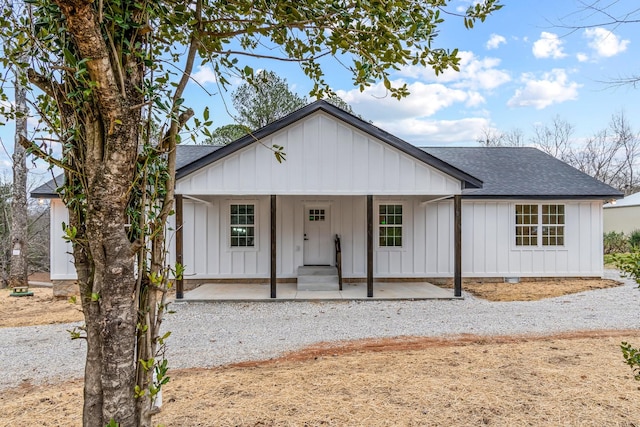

[181,281,458,302]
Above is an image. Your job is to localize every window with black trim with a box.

[230,204,255,247]
[515,204,564,247]
[379,204,402,247]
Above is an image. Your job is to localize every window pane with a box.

[379,205,403,247]
[515,204,541,246]
[541,204,565,246]
[231,204,255,247]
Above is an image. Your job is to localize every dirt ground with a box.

[1,331,639,426]
[1,277,638,426]
[458,277,622,301]
[0,287,84,327]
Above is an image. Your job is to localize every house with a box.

[604,192,640,235]
[33,100,622,298]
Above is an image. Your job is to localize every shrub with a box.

[630,229,640,249]
[604,231,630,254]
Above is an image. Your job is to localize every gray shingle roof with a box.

[31,144,222,197]
[31,103,622,201]
[421,146,622,199]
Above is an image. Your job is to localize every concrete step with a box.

[297,266,339,291]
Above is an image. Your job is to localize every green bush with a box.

[604,231,630,254]
[614,249,640,383]
[630,229,640,249]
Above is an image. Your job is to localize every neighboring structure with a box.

[604,192,640,235]
[33,101,622,298]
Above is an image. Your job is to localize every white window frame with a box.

[229,201,257,250]
[514,203,565,248]
[377,203,404,249]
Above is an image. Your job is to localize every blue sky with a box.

[171,0,640,145]
[1,0,640,181]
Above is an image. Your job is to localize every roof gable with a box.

[177,100,481,188]
[176,110,468,196]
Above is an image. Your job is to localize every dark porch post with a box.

[270,195,277,298]
[454,194,462,297]
[367,194,373,298]
[175,194,184,299]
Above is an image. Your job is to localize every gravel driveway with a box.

[2,269,639,391]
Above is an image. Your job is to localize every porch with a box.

[179,281,459,302]
[174,194,464,300]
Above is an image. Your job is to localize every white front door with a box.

[303,205,332,265]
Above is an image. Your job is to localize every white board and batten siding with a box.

[176,111,461,196]
[462,200,604,277]
[48,199,178,281]
[50,199,76,280]
[49,196,605,280]
[179,195,455,279]
[178,197,604,280]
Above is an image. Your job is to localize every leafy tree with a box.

[233,70,308,130]
[209,71,359,145]
[207,123,248,145]
[0,0,502,425]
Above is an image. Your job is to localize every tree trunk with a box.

[52,0,144,423]
[8,61,28,289]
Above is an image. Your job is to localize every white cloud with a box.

[507,69,581,109]
[576,52,589,62]
[486,34,506,50]
[335,76,494,144]
[583,27,629,57]
[465,91,486,108]
[397,51,511,91]
[337,79,477,121]
[532,32,567,59]
[377,117,491,145]
[191,65,218,86]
